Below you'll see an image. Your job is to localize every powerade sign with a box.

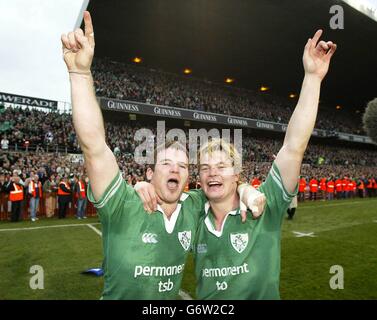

[0,92,57,110]
[99,97,372,144]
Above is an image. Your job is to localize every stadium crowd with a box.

[0,58,376,222]
[91,58,362,134]
[1,116,376,222]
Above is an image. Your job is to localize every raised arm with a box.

[61,11,118,200]
[275,30,337,193]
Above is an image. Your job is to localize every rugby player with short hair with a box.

[61,11,265,300]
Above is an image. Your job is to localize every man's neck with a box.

[209,193,239,231]
[160,202,179,220]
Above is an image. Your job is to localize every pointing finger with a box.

[311,29,323,49]
[83,11,95,47]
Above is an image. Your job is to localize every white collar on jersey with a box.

[156,193,189,234]
[204,201,239,238]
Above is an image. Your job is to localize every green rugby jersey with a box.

[87,172,206,300]
[194,162,297,300]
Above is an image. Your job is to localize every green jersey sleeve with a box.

[87,171,134,219]
[258,162,298,228]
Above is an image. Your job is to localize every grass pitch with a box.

[1,198,377,300]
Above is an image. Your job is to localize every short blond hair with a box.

[199,138,242,175]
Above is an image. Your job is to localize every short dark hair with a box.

[149,139,188,171]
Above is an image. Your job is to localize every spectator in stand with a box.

[1,135,9,150]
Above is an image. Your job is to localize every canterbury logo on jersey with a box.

[230,233,249,253]
[178,231,191,251]
[142,233,158,244]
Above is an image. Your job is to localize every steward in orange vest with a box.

[326,179,335,200]
[309,178,318,201]
[58,176,71,219]
[6,174,24,222]
[348,179,355,198]
[335,178,343,199]
[298,177,306,202]
[319,178,327,200]
[342,177,349,198]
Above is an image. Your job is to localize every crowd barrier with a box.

[0,193,97,221]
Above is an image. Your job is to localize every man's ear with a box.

[146,167,154,182]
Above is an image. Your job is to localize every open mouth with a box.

[167,178,179,190]
[207,181,223,190]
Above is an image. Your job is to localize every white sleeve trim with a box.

[94,173,123,209]
[270,165,294,203]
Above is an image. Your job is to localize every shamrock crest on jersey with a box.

[178,231,191,251]
[230,233,248,253]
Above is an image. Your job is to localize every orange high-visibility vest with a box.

[358,182,365,190]
[367,179,374,188]
[29,181,42,198]
[309,180,318,192]
[342,179,349,191]
[251,178,261,189]
[299,178,306,193]
[319,178,327,191]
[335,179,343,192]
[326,181,335,193]
[78,181,86,198]
[58,182,71,196]
[9,183,24,201]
